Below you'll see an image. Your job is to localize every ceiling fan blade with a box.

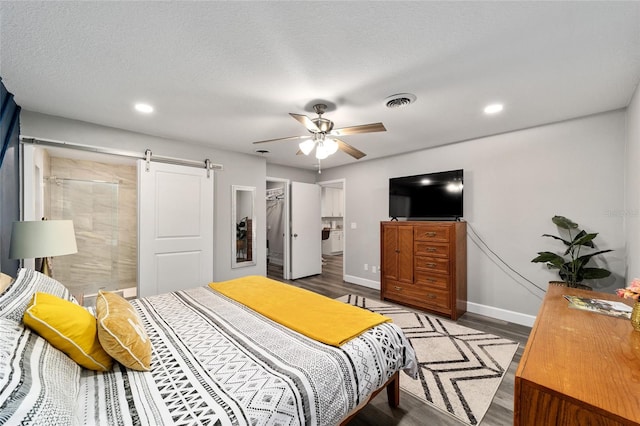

[290,113,320,132]
[330,122,386,136]
[335,138,366,160]
[252,135,311,144]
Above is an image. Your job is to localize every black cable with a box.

[465,221,547,296]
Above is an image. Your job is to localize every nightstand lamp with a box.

[9,219,78,277]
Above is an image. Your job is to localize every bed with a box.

[0,269,418,425]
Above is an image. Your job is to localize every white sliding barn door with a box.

[290,181,322,279]
[138,161,214,297]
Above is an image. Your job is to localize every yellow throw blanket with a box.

[209,276,391,347]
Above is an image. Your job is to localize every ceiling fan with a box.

[252,103,386,160]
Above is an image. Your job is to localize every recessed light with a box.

[134,103,154,114]
[484,103,504,114]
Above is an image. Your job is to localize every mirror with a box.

[232,185,256,268]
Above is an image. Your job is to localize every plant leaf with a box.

[576,249,614,264]
[571,231,597,248]
[581,268,612,279]
[558,269,576,285]
[531,252,565,267]
[552,215,578,230]
[541,234,571,246]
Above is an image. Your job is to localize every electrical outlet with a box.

[364,263,368,271]
[371,266,377,273]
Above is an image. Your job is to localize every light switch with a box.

[351,222,357,229]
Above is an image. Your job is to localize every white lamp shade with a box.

[324,138,339,155]
[9,220,78,259]
[299,140,315,156]
[315,143,329,159]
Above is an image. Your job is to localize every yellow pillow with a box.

[96,290,151,371]
[23,292,113,371]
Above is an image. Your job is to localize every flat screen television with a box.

[389,169,463,220]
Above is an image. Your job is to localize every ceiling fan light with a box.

[324,138,339,155]
[315,143,329,160]
[299,140,315,155]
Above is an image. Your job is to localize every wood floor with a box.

[267,255,531,426]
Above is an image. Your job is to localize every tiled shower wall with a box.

[45,156,137,299]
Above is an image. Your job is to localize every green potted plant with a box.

[531,215,612,288]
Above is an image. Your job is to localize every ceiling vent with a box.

[384,93,417,108]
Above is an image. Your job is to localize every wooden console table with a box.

[514,284,640,425]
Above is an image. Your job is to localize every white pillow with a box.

[0,318,81,424]
[0,268,77,323]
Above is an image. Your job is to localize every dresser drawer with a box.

[384,283,451,311]
[415,242,449,258]
[414,225,451,242]
[415,256,449,275]
[415,271,449,290]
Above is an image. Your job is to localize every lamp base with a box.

[39,257,53,277]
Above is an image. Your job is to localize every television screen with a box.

[389,169,463,219]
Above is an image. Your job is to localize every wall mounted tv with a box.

[389,169,463,220]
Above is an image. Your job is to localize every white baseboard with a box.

[343,275,536,327]
[344,274,380,290]
[466,301,536,327]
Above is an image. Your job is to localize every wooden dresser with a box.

[380,221,467,320]
[514,284,640,426]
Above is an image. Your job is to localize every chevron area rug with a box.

[337,295,518,426]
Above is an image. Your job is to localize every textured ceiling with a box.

[1,1,639,170]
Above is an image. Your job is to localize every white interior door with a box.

[138,161,214,297]
[290,181,321,279]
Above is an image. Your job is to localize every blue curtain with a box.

[0,77,21,275]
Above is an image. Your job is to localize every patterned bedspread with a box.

[77,286,418,426]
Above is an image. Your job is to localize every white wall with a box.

[319,110,626,323]
[20,108,631,325]
[20,111,267,281]
[267,163,316,183]
[625,83,640,280]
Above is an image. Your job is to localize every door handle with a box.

[293,233,298,238]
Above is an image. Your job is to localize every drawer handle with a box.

[426,247,437,252]
[427,293,437,299]
[394,286,402,291]
[395,249,400,253]
[427,278,436,283]
[425,232,436,237]
[426,263,437,268]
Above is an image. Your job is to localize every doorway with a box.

[265,178,324,281]
[318,179,345,281]
[36,146,138,305]
[266,178,290,280]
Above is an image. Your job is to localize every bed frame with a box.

[339,371,400,425]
